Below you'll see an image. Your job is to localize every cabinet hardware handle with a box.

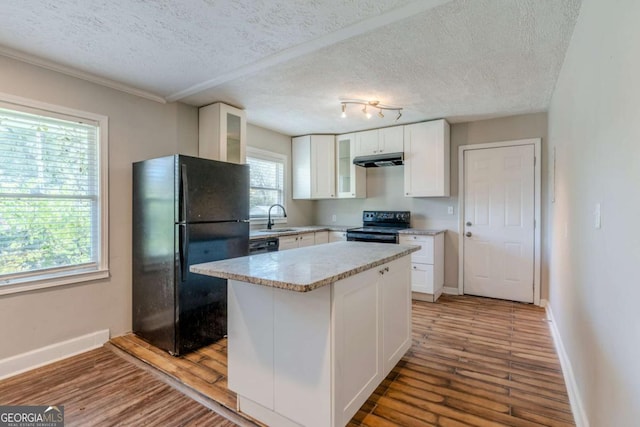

[384,266,389,272]
[465,232,472,237]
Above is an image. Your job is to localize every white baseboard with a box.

[540,298,549,308]
[545,305,589,427]
[443,286,459,295]
[0,329,110,380]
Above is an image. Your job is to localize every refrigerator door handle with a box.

[179,224,189,282]
[180,163,189,223]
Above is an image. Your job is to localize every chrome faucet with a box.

[267,204,287,230]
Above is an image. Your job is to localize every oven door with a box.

[346,232,398,244]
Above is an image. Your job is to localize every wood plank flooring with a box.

[0,346,237,426]
[111,295,574,426]
[1,295,574,426]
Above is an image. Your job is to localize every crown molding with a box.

[0,46,167,104]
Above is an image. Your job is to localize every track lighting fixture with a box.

[339,99,403,121]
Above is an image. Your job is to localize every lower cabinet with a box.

[329,231,347,242]
[278,232,315,250]
[228,256,411,427]
[314,231,329,244]
[399,233,445,302]
[278,231,332,250]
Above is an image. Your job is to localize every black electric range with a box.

[346,211,410,244]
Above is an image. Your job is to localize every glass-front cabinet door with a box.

[336,133,366,198]
[198,102,246,164]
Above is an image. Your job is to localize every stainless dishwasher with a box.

[249,237,279,254]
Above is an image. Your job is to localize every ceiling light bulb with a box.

[363,105,371,119]
[396,111,402,121]
[341,103,346,118]
[378,109,384,118]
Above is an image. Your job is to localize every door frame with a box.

[457,138,542,305]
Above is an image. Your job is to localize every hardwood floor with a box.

[111,295,575,426]
[0,295,574,426]
[0,346,237,426]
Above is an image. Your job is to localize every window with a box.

[246,147,286,221]
[0,95,108,294]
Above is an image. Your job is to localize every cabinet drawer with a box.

[411,263,434,294]
[400,235,434,264]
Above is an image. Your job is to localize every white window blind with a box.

[247,148,286,220]
[0,102,105,288]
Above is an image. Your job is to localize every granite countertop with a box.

[190,241,419,292]
[398,228,447,236]
[250,225,351,239]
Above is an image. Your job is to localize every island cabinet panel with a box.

[274,285,332,427]
[381,257,412,374]
[227,280,274,409]
[227,254,412,427]
[333,268,382,427]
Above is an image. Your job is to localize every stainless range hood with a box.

[353,152,404,168]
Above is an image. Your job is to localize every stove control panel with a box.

[362,210,410,226]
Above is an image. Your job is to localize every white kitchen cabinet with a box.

[399,233,445,302]
[198,102,246,164]
[379,126,404,154]
[292,135,336,199]
[314,231,329,244]
[354,126,404,157]
[354,129,379,157]
[278,235,301,251]
[298,232,315,248]
[228,255,411,427]
[292,135,311,199]
[329,231,347,242]
[336,133,366,198]
[333,257,411,426]
[278,231,327,250]
[403,119,450,197]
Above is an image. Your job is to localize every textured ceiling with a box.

[0,0,582,136]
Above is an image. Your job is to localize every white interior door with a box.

[463,145,535,303]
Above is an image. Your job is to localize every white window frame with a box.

[246,146,287,225]
[0,92,109,296]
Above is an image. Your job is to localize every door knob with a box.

[466,221,472,226]
[465,232,472,237]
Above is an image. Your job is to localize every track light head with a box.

[339,99,402,121]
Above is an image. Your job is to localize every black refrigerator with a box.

[132,154,249,355]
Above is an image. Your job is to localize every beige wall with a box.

[547,0,639,424]
[246,124,315,228]
[315,113,548,293]
[0,55,199,359]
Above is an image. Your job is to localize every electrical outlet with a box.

[331,214,337,222]
[594,203,601,229]
[447,206,454,215]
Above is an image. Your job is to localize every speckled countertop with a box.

[398,228,447,236]
[250,225,351,239]
[250,225,445,239]
[190,241,419,292]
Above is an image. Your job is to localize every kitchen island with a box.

[191,242,419,427]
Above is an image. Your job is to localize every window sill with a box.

[0,269,110,296]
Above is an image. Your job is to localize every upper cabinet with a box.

[199,102,247,164]
[354,126,404,157]
[336,133,366,198]
[403,119,450,197]
[292,135,336,199]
